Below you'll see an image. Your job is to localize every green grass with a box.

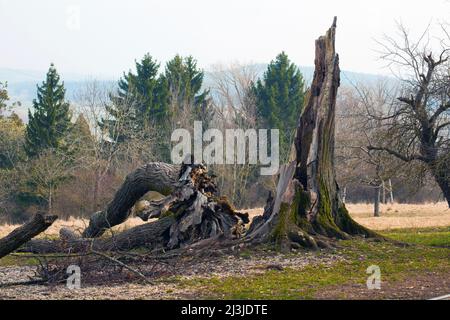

[179,228,450,299]
[1,226,449,299]
[0,253,41,267]
[381,226,450,247]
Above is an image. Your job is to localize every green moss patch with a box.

[179,233,449,299]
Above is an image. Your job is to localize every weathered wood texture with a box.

[23,162,248,253]
[83,162,180,238]
[246,18,377,249]
[21,216,174,254]
[0,213,57,258]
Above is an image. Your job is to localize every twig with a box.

[0,279,47,288]
[10,252,92,259]
[91,250,153,284]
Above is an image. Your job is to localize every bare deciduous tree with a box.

[337,84,409,215]
[209,63,263,207]
[364,23,450,206]
[72,81,161,213]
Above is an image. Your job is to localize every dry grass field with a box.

[0,216,146,239]
[0,202,449,238]
[245,202,450,231]
[347,202,450,230]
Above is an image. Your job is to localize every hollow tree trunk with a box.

[246,17,377,250]
[82,162,180,237]
[0,213,57,258]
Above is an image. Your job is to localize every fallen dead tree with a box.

[19,216,175,254]
[19,160,249,254]
[82,162,181,238]
[0,213,57,259]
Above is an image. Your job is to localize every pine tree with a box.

[102,54,169,143]
[164,55,209,119]
[68,113,93,156]
[0,82,9,115]
[25,64,72,157]
[253,52,305,161]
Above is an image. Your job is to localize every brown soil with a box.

[314,270,450,300]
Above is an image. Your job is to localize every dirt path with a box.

[313,270,450,300]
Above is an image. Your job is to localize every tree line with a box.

[0,22,448,222]
[0,53,306,222]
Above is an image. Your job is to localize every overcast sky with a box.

[1,0,449,78]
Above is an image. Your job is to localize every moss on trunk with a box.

[246,18,381,250]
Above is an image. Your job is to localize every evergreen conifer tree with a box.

[164,55,209,117]
[253,52,305,161]
[102,54,169,143]
[25,64,71,157]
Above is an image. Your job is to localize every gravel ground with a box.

[0,250,343,300]
[1,248,448,300]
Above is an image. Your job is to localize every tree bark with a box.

[21,216,174,254]
[23,161,249,254]
[0,213,57,258]
[82,162,180,237]
[374,185,380,217]
[433,168,450,207]
[246,17,378,250]
[388,179,394,204]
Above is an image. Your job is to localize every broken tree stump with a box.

[246,17,379,250]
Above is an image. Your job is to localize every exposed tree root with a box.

[20,161,249,254]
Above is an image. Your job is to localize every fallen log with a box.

[83,162,180,238]
[23,161,249,254]
[0,213,57,258]
[21,216,174,254]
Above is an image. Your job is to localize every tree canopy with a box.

[253,52,305,161]
[24,64,72,157]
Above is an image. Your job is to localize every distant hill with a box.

[0,66,390,122]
